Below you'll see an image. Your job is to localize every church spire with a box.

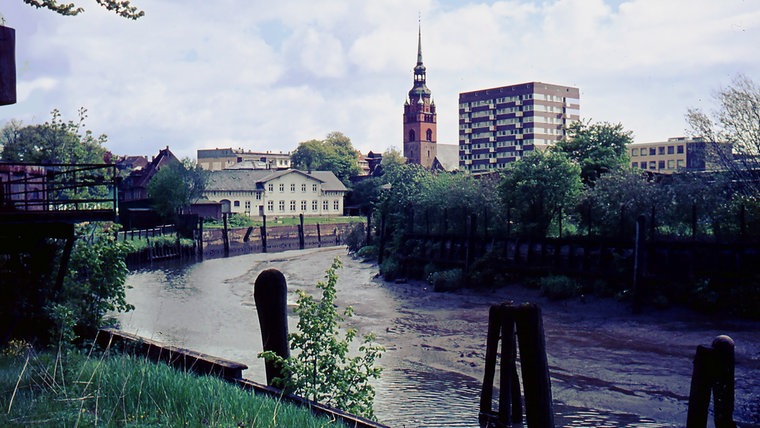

[417,23,423,66]
[409,20,431,101]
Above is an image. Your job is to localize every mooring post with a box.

[479,305,501,425]
[253,269,290,386]
[298,213,305,250]
[686,335,736,428]
[222,213,230,257]
[261,214,268,253]
[515,304,554,428]
[712,335,736,428]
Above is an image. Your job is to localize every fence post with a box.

[632,215,646,314]
[298,213,305,250]
[261,214,268,253]
[317,223,322,247]
[253,269,290,386]
[222,213,230,257]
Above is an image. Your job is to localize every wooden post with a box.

[253,269,290,386]
[632,215,646,314]
[686,335,736,428]
[480,303,553,427]
[222,213,230,257]
[261,214,268,253]
[317,223,322,247]
[298,213,305,250]
[365,209,372,245]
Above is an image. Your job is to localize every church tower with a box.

[403,25,437,169]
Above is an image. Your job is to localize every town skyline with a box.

[1,0,759,160]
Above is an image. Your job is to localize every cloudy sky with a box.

[2,0,759,160]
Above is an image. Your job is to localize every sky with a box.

[1,0,760,161]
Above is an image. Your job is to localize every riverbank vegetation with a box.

[0,342,345,427]
[347,111,760,319]
[203,213,365,229]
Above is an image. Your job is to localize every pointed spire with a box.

[417,21,423,66]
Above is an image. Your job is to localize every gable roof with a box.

[433,144,460,172]
[206,169,347,192]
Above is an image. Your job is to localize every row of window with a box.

[632,160,685,170]
[261,200,341,212]
[267,183,320,193]
[631,145,684,156]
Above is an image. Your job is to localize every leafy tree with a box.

[291,132,361,185]
[552,120,633,185]
[0,108,109,164]
[686,74,760,196]
[22,0,144,19]
[259,258,383,420]
[147,158,208,222]
[499,150,582,238]
[380,146,406,170]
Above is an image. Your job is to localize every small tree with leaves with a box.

[22,0,144,19]
[259,258,383,420]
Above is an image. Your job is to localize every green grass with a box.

[0,343,346,427]
[122,235,195,252]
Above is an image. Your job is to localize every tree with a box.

[291,132,361,185]
[147,158,208,222]
[22,0,144,19]
[259,258,383,420]
[552,120,633,185]
[499,150,582,238]
[1,108,109,164]
[380,146,405,170]
[686,74,760,197]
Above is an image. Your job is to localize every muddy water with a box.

[116,247,760,427]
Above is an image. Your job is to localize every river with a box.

[116,247,760,427]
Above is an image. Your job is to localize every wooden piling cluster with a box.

[479,302,553,428]
[687,335,736,428]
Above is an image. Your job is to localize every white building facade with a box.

[203,169,347,218]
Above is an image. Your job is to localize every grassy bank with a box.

[204,214,365,229]
[0,344,345,427]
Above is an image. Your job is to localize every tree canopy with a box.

[552,120,633,185]
[147,158,208,222]
[290,131,361,185]
[22,0,144,19]
[686,74,760,196]
[0,108,110,164]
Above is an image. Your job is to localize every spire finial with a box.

[417,15,423,65]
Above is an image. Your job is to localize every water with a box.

[116,247,760,427]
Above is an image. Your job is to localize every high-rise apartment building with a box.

[458,82,580,173]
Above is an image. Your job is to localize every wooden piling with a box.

[298,214,305,250]
[686,335,736,428]
[253,269,290,386]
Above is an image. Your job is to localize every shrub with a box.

[427,268,464,292]
[259,258,383,420]
[539,275,581,300]
[344,222,367,254]
[380,257,402,281]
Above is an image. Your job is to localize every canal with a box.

[116,247,760,427]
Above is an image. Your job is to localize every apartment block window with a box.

[677,145,684,154]
[658,147,665,155]
[631,150,638,157]
[301,200,307,211]
[667,160,675,169]
[632,162,638,168]
[268,183,274,192]
[333,200,339,211]
[677,159,685,168]
[301,184,307,192]
[667,146,675,154]
[658,160,665,169]
[312,200,318,211]
[640,163,647,170]
[649,148,656,155]
[279,184,285,192]
[267,201,274,211]
[291,183,296,192]
[323,200,329,211]
[278,201,285,211]
[640,148,647,156]
[290,200,296,211]
[649,161,656,169]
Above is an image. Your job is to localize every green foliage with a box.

[552,120,633,185]
[539,275,581,300]
[147,158,208,222]
[22,0,145,19]
[0,350,344,427]
[259,258,383,420]
[291,132,361,185]
[344,222,367,254]
[499,150,582,238]
[0,108,109,164]
[56,223,133,342]
[427,268,464,292]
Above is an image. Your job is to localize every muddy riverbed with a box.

[117,247,760,427]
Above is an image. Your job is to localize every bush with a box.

[427,268,464,292]
[344,222,367,254]
[355,245,378,260]
[380,257,402,281]
[259,258,383,420]
[539,275,581,300]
